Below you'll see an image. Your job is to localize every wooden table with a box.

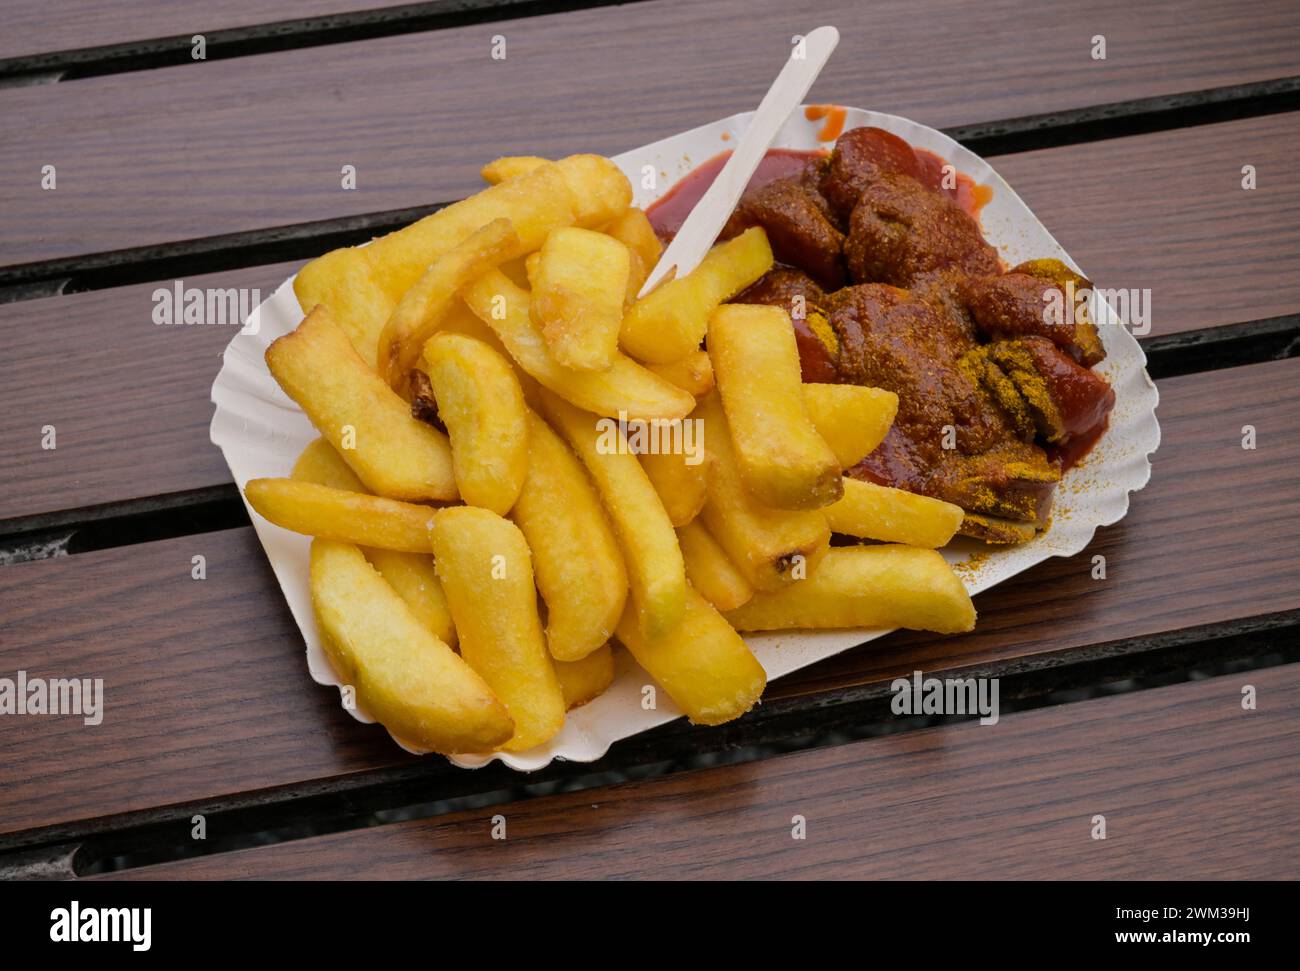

[1,0,1298,881]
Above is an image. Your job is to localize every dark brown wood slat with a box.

[2,0,1298,268]
[1,357,1296,840]
[0,258,302,527]
[0,261,302,525]
[2,114,1295,527]
[995,114,1300,337]
[0,527,414,840]
[100,664,1300,879]
[0,2,387,61]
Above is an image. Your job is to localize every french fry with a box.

[710,303,842,509]
[646,350,714,398]
[696,394,830,591]
[461,270,694,421]
[266,306,456,501]
[727,545,976,634]
[481,155,550,184]
[295,161,576,366]
[478,154,631,227]
[309,539,511,753]
[376,218,521,394]
[524,251,541,289]
[245,478,437,552]
[292,437,365,492]
[530,227,630,370]
[431,506,566,751]
[605,208,661,304]
[676,520,754,611]
[803,383,899,469]
[826,478,964,548]
[554,154,633,228]
[615,585,766,726]
[540,389,686,639]
[438,297,513,356]
[290,438,455,644]
[498,255,532,291]
[422,333,529,516]
[604,207,662,273]
[555,644,616,710]
[511,412,628,661]
[362,547,457,648]
[639,440,708,526]
[434,299,542,408]
[620,227,773,363]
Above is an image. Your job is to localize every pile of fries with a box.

[244,152,976,755]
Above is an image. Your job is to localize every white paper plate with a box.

[210,106,1161,771]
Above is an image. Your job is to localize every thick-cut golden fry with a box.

[431,507,566,751]
[295,162,576,366]
[372,162,572,272]
[422,333,529,516]
[676,520,754,611]
[531,227,630,370]
[497,255,532,291]
[477,154,630,227]
[647,351,714,398]
[419,345,540,427]
[555,155,633,228]
[438,297,513,354]
[362,547,457,647]
[436,299,542,408]
[615,585,766,726]
[727,545,977,634]
[555,644,615,710]
[696,394,830,591]
[512,412,627,661]
[604,207,662,273]
[639,442,708,526]
[605,208,662,304]
[377,218,521,394]
[481,155,550,184]
[620,227,773,363]
[540,390,686,639]
[462,270,694,421]
[803,383,899,469]
[826,478,964,548]
[266,306,456,501]
[710,303,842,509]
[309,539,511,753]
[292,437,366,492]
[245,478,437,552]
[289,438,458,645]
